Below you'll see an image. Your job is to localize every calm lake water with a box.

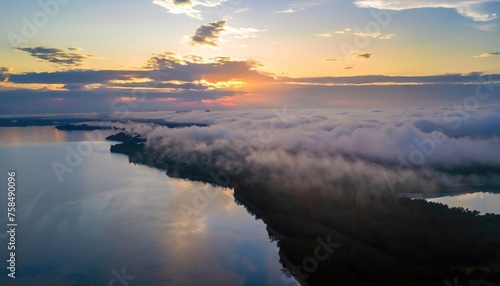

[0,127,297,286]
[427,191,500,215]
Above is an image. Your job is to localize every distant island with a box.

[0,116,209,129]
[107,132,500,286]
[107,132,147,158]
[55,124,118,131]
[0,117,90,127]
[106,132,146,144]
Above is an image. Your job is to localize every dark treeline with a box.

[55,124,118,131]
[109,136,500,286]
[106,132,146,144]
[0,116,208,129]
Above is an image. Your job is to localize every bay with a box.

[0,127,296,285]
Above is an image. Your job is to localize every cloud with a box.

[7,52,272,86]
[344,66,354,70]
[335,28,352,34]
[336,29,396,40]
[188,20,264,47]
[5,54,272,89]
[0,67,13,74]
[0,67,13,82]
[0,51,276,113]
[414,114,500,139]
[118,108,500,201]
[15,46,96,67]
[474,52,500,58]
[379,33,396,40]
[277,2,324,14]
[189,21,226,47]
[354,0,500,21]
[314,33,332,37]
[0,88,239,114]
[135,52,273,84]
[223,25,265,39]
[323,58,338,62]
[353,32,382,38]
[234,7,250,14]
[3,46,500,114]
[319,28,395,40]
[6,71,142,86]
[285,73,500,85]
[153,0,229,19]
[355,53,372,59]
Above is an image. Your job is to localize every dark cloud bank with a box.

[15,46,96,67]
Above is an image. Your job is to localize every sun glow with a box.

[108,78,154,84]
[196,79,248,89]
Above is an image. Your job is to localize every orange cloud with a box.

[155,97,178,102]
[116,96,138,102]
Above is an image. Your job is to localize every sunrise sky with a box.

[1,0,500,113]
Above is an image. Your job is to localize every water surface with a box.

[0,127,296,285]
[427,191,500,215]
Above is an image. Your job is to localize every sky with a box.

[0,0,500,114]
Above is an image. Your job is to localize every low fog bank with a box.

[118,107,500,196]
